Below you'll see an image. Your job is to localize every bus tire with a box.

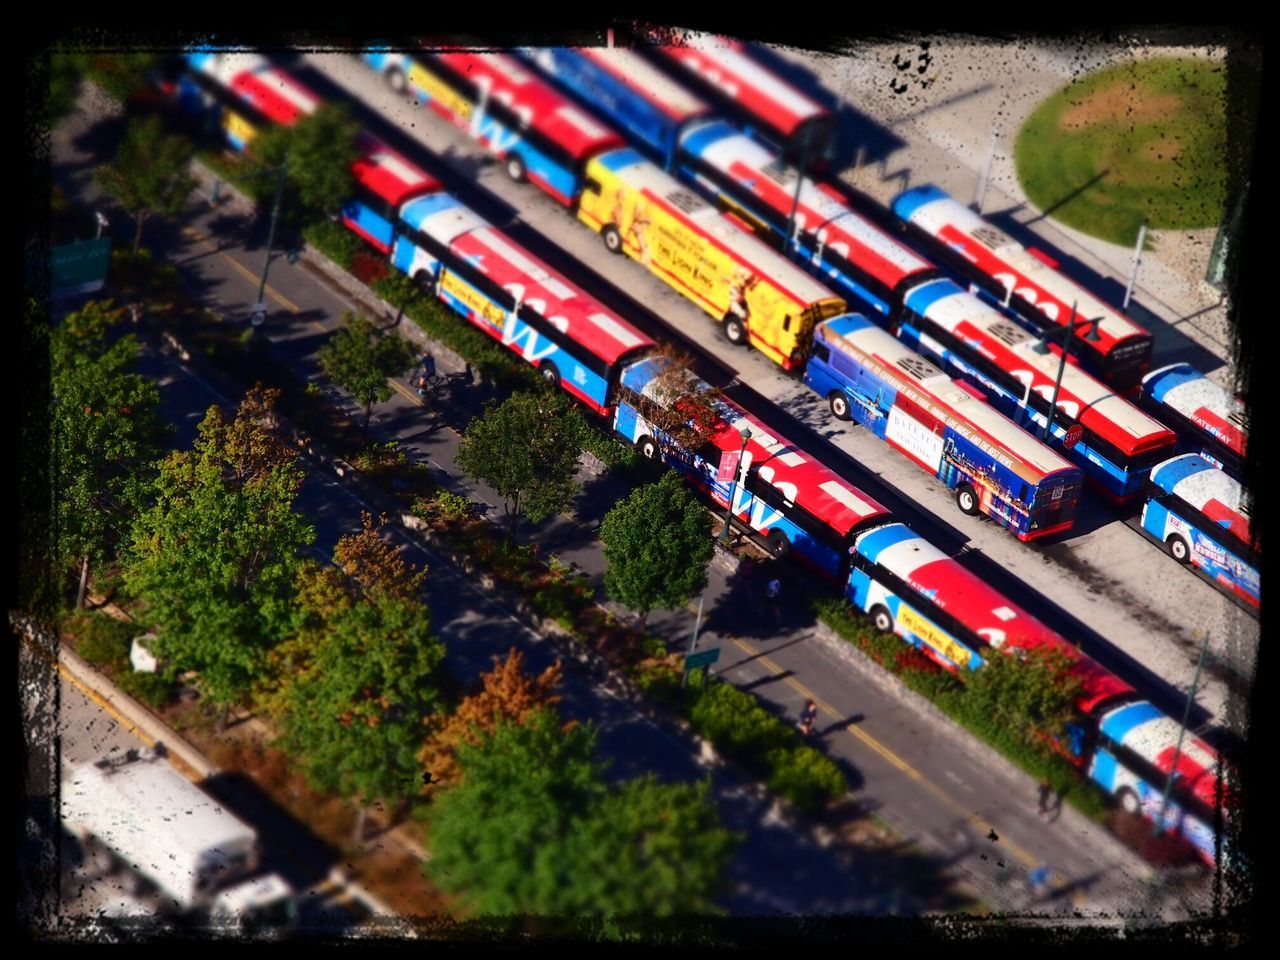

[723,316,747,346]
[414,270,436,297]
[636,435,660,461]
[386,66,408,95]
[767,529,791,558]
[505,154,527,183]
[1117,787,1141,816]
[602,225,623,254]
[870,605,895,634]
[539,362,560,389]
[829,392,851,420]
[956,484,980,516]
[1167,535,1190,564]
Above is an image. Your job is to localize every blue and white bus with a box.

[1140,454,1260,611]
[805,314,1082,540]
[611,354,893,580]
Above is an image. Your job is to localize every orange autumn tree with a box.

[419,648,567,794]
[643,343,726,453]
[257,511,425,718]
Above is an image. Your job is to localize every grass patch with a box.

[1015,57,1228,245]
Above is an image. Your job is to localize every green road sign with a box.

[684,648,721,672]
[51,237,112,297]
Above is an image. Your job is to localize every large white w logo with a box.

[502,284,559,363]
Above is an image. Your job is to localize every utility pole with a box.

[785,127,813,258]
[1154,629,1211,838]
[972,122,999,213]
[1122,222,1147,311]
[681,595,705,691]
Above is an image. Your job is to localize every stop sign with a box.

[1063,424,1085,449]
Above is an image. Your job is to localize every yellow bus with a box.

[577,148,847,371]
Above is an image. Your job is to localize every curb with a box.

[808,616,1157,883]
[15,611,400,921]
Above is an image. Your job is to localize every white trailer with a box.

[61,748,296,933]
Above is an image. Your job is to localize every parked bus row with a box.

[172,49,1237,867]
[360,48,1180,512]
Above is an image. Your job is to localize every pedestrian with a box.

[799,699,818,738]
[1028,863,1051,899]
[1037,778,1053,818]
[766,577,781,602]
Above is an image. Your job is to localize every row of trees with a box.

[48,300,737,915]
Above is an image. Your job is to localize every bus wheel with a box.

[1167,535,1191,564]
[602,225,623,254]
[870,605,895,634]
[505,154,527,183]
[539,362,560,389]
[768,529,791,558]
[1117,787,1141,816]
[414,271,436,297]
[956,484,980,516]
[829,392,851,420]
[636,435,660,461]
[723,317,747,346]
[386,67,408,95]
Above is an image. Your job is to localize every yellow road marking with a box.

[723,634,1042,870]
[180,225,302,314]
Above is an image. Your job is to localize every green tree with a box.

[317,312,418,437]
[455,392,587,547]
[257,512,425,719]
[51,301,168,607]
[964,645,1084,757]
[123,387,314,726]
[96,114,197,254]
[569,775,737,916]
[278,592,445,841]
[427,709,736,917]
[245,103,361,218]
[600,470,713,625]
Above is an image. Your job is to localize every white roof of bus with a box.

[668,33,824,120]
[605,153,840,305]
[826,320,1076,476]
[906,194,1144,341]
[407,198,489,246]
[920,288,1166,441]
[579,47,708,118]
[691,128,930,275]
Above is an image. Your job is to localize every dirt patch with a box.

[1060,82,1184,131]
[1142,136,1184,163]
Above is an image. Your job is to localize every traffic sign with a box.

[684,648,720,672]
[50,237,112,297]
[1063,424,1085,449]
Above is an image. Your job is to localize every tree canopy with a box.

[245,103,362,218]
[123,385,313,712]
[426,709,737,916]
[600,470,713,624]
[419,648,565,794]
[317,312,418,435]
[455,391,587,544]
[50,300,167,597]
[277,590,445,808]
[96,114,197,253]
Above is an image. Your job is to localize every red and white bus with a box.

[363,48,623,207]
[894,185,1154,391]
[644,32,834,160]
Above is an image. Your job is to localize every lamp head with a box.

[738,427,753,445]
[1082,319,1103,343]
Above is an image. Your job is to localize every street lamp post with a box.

[719,427,752,543]
[1029,303,1101,442]
[252,159,289,327]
